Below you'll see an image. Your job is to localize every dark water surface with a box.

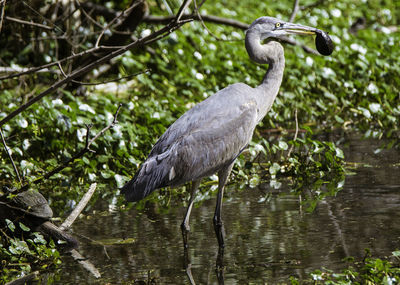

[56,134,400,284]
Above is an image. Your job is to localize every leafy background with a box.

[0,0,399,282]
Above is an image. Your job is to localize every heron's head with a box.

[247,16,333,56]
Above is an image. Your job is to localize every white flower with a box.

[306,57,313,66]
[77,128,86,142]
[141,29,151,37]
[367,83,379,94]
[52,99,63,106]
[79,104,95,114]
[369,103,381,113]
[209,43,216,50]
[194,51,202,60]
[195,73,204,80]
[350,43,367,55]
[331,8,341,17]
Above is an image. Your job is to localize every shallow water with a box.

[55,134,400,284]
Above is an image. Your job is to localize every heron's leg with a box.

[213,163,234,248]
[215,247,225,284]
[181,180,201,248]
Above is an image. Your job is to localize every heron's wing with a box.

[160,98,258,185]
[122,83,258,201]
[150,83,255,156]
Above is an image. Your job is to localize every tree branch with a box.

[287,108,299,157]
[0,16,192,127]
[71,69,150,86]
[5,15,54,30]
[0,46,116,81]
[0,128,22,184]
[60,183,97,231]
[289,0,300,23]
[143,14,248,29]
[175,0,193,23]
[0,0,6,34]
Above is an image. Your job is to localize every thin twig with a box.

[94,0,143,47]
[0,46,115,81]
[0,66,61,75]
[60,183,97,231]
[5,16,53,30]
[0,128,22,184]
[70,249,101,278]
[175,0,193,23]
[0,16,192,127]
[287,108,299,157]
[71,69,150,86]
[289,0,300,23]
[0,0,6,34]
[21,0,64,35]
[193,0,226,41]
[144,14,248,29]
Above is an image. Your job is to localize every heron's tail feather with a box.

[121,157,172,202]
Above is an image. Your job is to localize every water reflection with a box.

[55,134,399,284]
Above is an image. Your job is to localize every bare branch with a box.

[60,183,97,231]
[0,66,61,75]
[193,0,226,41]
[287,108,299,157]
[71,69,151,86]
[70,249,101,278]
[5,16,54,30]
[0,0,7,34]
[94,0,143,47]
[0,17,191,127]
[144,14,248,29]
[175,0,193,23]
[87,104,121,145]
[21,0,64,35]
[0,46,116,81]
[289,0,300,23]
[0,128,22,184]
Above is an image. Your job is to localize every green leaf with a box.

[278,141,288,150]
[19,222,30,232]
[5,219,15,232]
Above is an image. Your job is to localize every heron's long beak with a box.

[278,22,319,35]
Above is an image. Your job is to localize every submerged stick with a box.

[60,183,97,231]
[70,249,101,278]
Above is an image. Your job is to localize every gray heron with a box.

[121,16,333,248]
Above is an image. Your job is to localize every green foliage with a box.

[0,221,61,283]
[290,250,400,284]
[0,0,399,280]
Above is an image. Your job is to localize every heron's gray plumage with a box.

[122,83,259,201]
[121,16,330,248]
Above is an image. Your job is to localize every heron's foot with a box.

[215,242,225,284]
[213,218,225,248]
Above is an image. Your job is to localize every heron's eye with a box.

[275,22,282,28]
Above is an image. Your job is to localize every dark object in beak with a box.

[315,30,334,56]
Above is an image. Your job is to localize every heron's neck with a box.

[245,32,285,118]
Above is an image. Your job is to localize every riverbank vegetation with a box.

[0,0,399,282]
